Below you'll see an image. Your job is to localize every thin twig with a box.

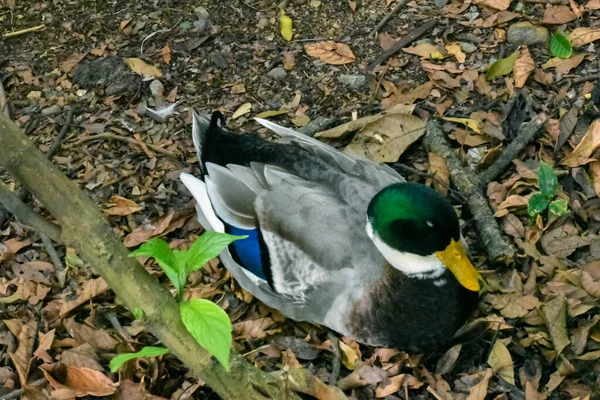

[371,0,410,35]
[0,181,62,243]
[479,114,546,186]
[327,332,341,386]
[103,311,135,348]
[426,386,444,400]
[0,76,9,118]
[46,108,75,159]
[0,378,46,400]
[76,133,178,156]
[2,24,46,38]
[368,20,436,73]
[571,72,600,85]
[40,233,66,286]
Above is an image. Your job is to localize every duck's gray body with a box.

[180,112,477,351]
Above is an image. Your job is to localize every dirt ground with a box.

[1,0,600,399]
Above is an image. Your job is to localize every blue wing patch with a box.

[226,225,266,280]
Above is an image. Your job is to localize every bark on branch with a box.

[423,120,516,263]
[0,114,307,399]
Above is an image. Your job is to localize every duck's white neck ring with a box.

[365,220,446,280]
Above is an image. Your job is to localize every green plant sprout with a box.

[111,231,246,371]
[528,161,569,221]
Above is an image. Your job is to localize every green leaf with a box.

[129,238,184,295]
[538,161,559,198]
[486,49,520,80]
[549,199,569,216]
[184,232,247,274]
[550,31,572,59]
[133,308,144,320]
[109,346,169,372]
[528,193,551,218]
[180,299,232,370]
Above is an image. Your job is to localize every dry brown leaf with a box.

[232,318,279,340]
[64,319,119,351]
[41,364,118,397]
[114,380,168,400]
[571,0,584,17]
[542,53,585,74]
[587,0,600,9]
[562,119,600,167]
[376,374,422,397]
[11,262,50,284]
[489,294,541,318]
[382,81,433,108]
[59,343,103,371]
[581,271,600,297]
[467,369,493,400]
[591,161,600,196]
[337,364,386,390]
[59,53,87,73]
[8,320,36,386]
[304,41,355,65]
[402,43,441,58]
[514,46,535,89]
[161,45,171,64]
[473,0,510,10]
[427,153,450,196]
[342,113,426,163]
[542,5,577,24]
[480,11,520,27]
[124,210,175,247]
[33,329,55,362]
[568,27,600,47]
[487,339,515,385]
[446,43,466,63]
[541,296,570,356]
[59,277,109,317]
[435,344,462,375]
[339,340,359,370]
[286,368,346,400]
[378,32,396,51]
[124,58,162,79]
[2,238,33,254]
[103,195,142,216]
[282,51,295,70]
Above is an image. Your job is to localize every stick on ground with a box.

[371,0,410,35]
[423,120,516,263]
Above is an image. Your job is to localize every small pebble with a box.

[194,19,212,31]
[267,67,288,81]
[507,22,548,46]
[41,104,62,116]
[434,0,448,7]
[458,41,478,54]
[338,74,367,90]
[194,6,210,19]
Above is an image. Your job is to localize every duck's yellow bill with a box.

[435,239,481,292]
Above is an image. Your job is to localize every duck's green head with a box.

[367,182,481,291]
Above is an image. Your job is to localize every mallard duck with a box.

[180,111,481,352]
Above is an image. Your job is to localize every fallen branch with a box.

[371,0,410,35]
[76,133,178,157]
[479,115,546,186]
[423,120,515,263]
[368,20,436,73]
[0,181,62,242]
[0,113,301,399]
[2,24,46,38]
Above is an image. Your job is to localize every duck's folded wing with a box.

[255,170,383,298]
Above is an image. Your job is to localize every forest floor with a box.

[1,0,600,399]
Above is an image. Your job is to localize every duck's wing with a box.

[255,117,405,188]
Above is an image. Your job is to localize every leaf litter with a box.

[1,0,600,398]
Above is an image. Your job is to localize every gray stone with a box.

[267,67,287,81]
[507,22,549,46]
[41,105,62,116]
[434,0,448,7]
[194,6,210,19]
[194,19,212,31]
[338,74,367,90]
[458,41,478,54]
